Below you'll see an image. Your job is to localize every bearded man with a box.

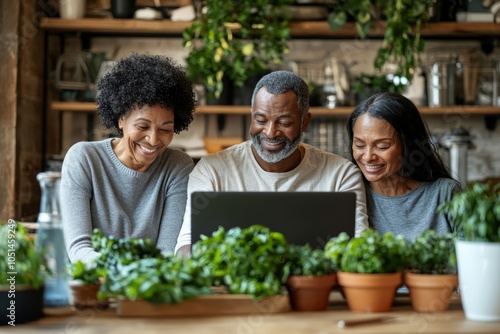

[175,71,368,255]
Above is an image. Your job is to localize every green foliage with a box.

[70,260,103,285]
[183,0,292,99]
[91,228,162,266]
[0,222,49,289]
[92,229,211,304]
[286,244,336,276]
[438,183,500,243]
[324,232,350,269]
[191,225,289,299]
[353,73,407,94]
[325,228,408,274]
[101,255,212,304]
[408,230,457,274]
[328,0,434,93]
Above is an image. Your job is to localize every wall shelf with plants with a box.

[40,14,500,156]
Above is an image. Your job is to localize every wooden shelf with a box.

[50,101,500,116]
[39,18,500,38]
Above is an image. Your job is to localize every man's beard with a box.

[251,132,303,163]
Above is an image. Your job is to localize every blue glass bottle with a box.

[36,171,70,307]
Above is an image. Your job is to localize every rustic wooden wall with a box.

[16,0,46,220]
[0,0,45,221]
[0,1,20,221]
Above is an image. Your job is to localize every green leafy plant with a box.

[438,183,500,243]
[70,260,103,285]
[91,228,162,267]
[324,228,408,274]
[328,0,434,94]
[183,0,292,99]
[286,244,336,276]
[408,230,457,274]
[0,222,49,289]
[101,255,212,304]
[91,229,211,304]
[191,225,289,299]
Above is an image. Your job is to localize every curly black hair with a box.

[96,53,195,135]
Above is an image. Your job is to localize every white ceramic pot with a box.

[60,0,86,19]
[456,240,500,321]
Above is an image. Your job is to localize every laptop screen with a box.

[190,191,356,249]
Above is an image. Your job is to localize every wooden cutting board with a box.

[116,294,291,317]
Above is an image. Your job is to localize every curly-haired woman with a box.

[60,53,196,264]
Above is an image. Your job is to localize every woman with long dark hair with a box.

[346,92,461,241]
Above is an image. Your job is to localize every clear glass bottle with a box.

[36,171,70,307]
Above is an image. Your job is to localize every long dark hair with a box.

[346,92,453,182]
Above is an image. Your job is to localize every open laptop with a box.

[190,191,356,249]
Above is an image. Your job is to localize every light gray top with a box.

[60,138,194,264]
[366,178,462,242]
[175,141,369,252]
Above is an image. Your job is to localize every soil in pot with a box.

[285,274,337,311]
[69,283,108,309]
[337,271,402,312]
[0,285,44,326]
[404,272,458,312]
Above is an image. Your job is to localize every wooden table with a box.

[4,292,499,333]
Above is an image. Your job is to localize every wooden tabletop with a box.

[6,292,500,333]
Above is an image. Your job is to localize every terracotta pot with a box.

[404,272,458,312]
[337,271,402,312]
[69,282,108,309]
[285,273,337,311]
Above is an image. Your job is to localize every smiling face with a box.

[250,88,311,171]
[114,104,174,172]
[352,113,404,185]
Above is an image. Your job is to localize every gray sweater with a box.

[366,178,461,242]
[60,138,194,264]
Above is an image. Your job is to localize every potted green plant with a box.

[0,222,48,325]
[284,244,337,311]
[325,229,408,312]
[328,0,434,95]
[91,229,212,306]
[438,182,500,321]
[69,260,108,309]
[183,0,292,102]
[191,225,289,299]
[404,230,458,313]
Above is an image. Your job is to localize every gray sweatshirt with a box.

[366,178,462,242]
[60,138,193,264]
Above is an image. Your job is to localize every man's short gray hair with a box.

[251,70,310,118]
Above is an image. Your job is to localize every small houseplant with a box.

[92,229,212,305]
[69,260,109,309]
[325,229,408,312]
[404,230,458,312]
[0,222,48,325]
[438,182,500,321]
[328,0,434,95]
[284,244,337,311]
[190,225,289,299]
[183,0,292,101]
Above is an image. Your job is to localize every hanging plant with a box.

[329,0,434,94]
[183,0,292,99]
